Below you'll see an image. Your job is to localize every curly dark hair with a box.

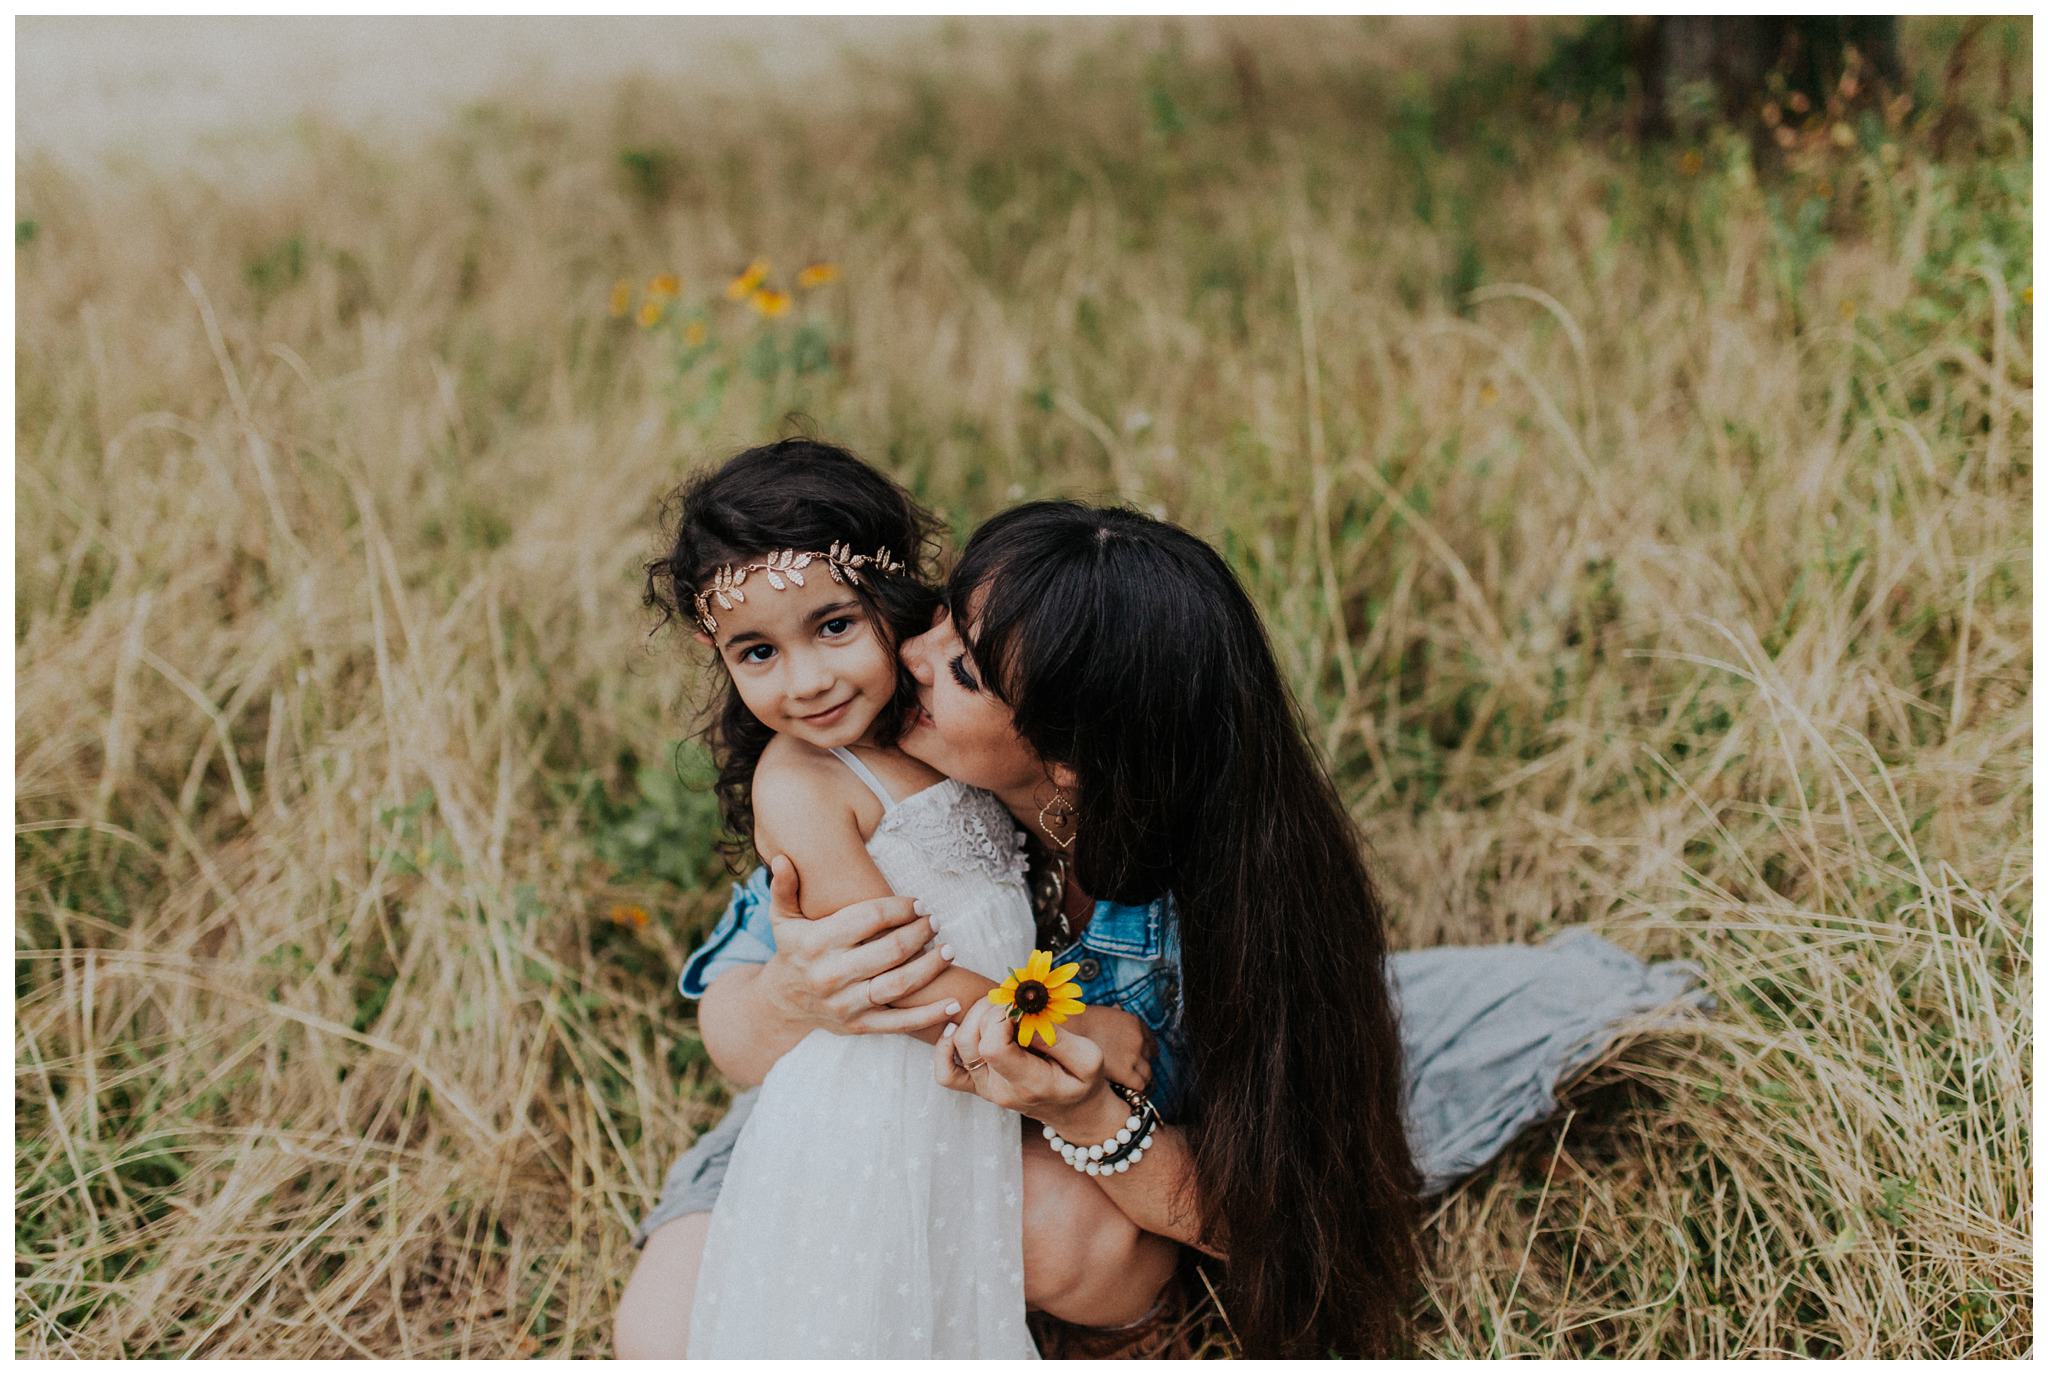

[643,437,944,862]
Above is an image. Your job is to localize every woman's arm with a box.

[937,1000,1219,1257]
[695,855,959,1086]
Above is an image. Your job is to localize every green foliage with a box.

[617,146,679,205]
[245,232,307,301]
[580,744,723,894]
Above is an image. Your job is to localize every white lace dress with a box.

[687,752,1039,1359]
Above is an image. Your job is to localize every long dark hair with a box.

[951,501,1421,1357]
[643,437,943,859]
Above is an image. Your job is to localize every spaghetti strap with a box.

[828,746,897,812]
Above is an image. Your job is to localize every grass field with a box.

[14,16,2031,1358]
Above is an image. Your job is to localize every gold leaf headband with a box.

[695,542,905,635]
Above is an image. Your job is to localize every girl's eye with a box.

[738,644,774,664]
[821,616,855,637]
[948,654,980,692]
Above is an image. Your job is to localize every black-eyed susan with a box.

[750,287,792,318]
[649,272,681,299]
[796,261,839,289]
[988,949,1085,1048]
[608,277,633,318]
[726,258,770,300]
[608,902,651,930]
[637,299,665,329]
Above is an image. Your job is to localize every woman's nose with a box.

[901,625,936,685]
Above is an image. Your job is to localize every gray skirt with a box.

[633,928,1710,1247]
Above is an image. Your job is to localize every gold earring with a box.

[1039,786,1076,851]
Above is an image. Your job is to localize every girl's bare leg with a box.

[614,1143,1176,1355]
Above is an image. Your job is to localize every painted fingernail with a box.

[945,1000,962,1016]
[942,1022,956,1037]
[913,899,931,915]
[939,944,955,961]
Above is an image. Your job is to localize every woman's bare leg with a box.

[1020,1139,1181,1327]
[613,1211,713,1359]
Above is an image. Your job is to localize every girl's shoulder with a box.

[752,737,943,838]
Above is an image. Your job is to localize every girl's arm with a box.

[752,752,995,1032]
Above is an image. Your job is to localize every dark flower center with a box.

[1012,980,1050,1015]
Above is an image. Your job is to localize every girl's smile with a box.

[696,573,899,749]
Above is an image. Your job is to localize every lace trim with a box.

[876,783,1031,889]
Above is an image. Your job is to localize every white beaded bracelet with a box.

[1040,1096,1158,1177]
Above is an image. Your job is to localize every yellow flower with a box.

[796,261,839,289]
[750,287,792,318]
[608,278,633,318]
[637,300,664,329]
[683,320,708,347]
[609,903,651,930]
[648,273,681,299]
[725,258,770,300]
[988,949,1085,1048]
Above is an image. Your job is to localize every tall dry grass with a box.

[15,17,2030,1357]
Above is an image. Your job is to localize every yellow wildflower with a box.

[609,903,651,930]
[608,278,633,318]
[683,320,709,347]
[726,258,770,300]
[988,949,1085,1048]
[637,300,664,329]
[649,273,681,299]
[750,287,792,318]
[796,262,840,289]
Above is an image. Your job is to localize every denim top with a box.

[679,864,1193,1119]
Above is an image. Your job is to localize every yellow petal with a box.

[1047,1000,1084,1018]
[1048,962,1082,985]
[987,987,1012,1007]
[1016,1016,1038,1048]
[1046,980,1083,1002]
[1024,950,1054,980]
[1039,1020,1057,1046]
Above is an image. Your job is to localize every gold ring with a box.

[961,1058,990,1074]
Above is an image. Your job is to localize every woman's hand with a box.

[934,1000,1131,1147]
[758,855,960,1035]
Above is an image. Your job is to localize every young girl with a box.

[644,438,1040,1358]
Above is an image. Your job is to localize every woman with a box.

[617,502,1708,1357]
